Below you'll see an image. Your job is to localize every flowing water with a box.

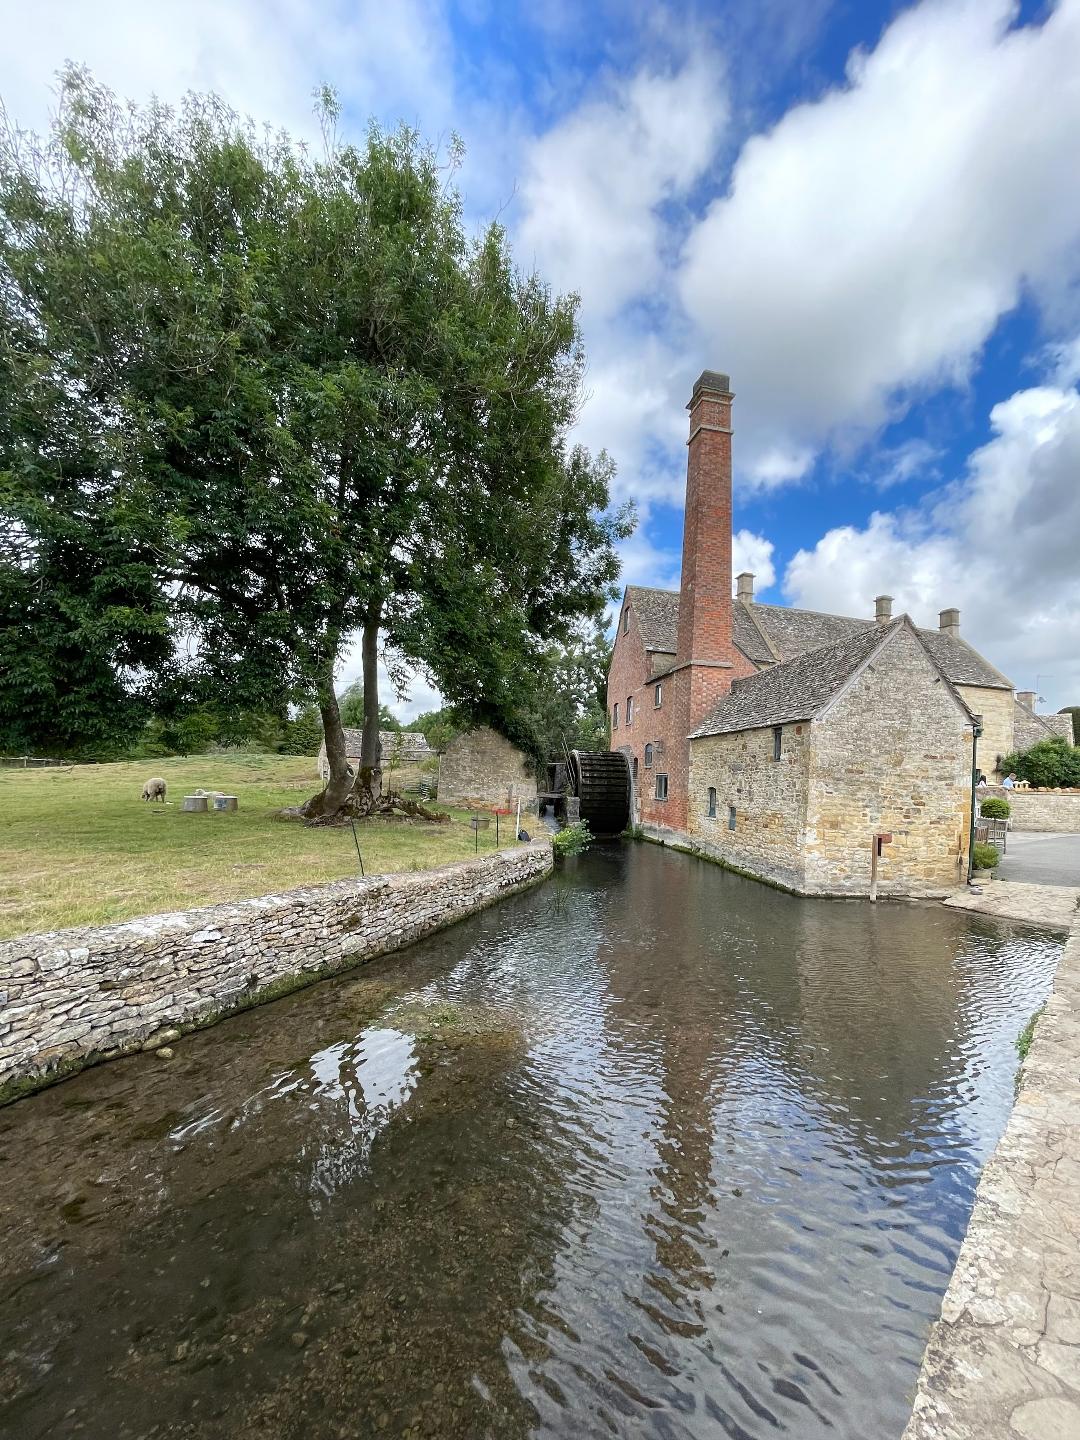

[0,844,1061,1440]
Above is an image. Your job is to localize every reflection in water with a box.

[0,843,1061,1439]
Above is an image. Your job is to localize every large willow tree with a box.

[0,70,631,811]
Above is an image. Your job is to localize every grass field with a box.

[0,753,510,939]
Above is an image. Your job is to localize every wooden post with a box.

[870,836,878,903]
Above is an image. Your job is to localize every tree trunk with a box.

[353,608,383,811]
[299,658,354,819]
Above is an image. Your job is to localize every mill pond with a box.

[0,843,1061,1440]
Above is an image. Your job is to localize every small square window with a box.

[654,683,662,708]
[655,773,668,801]
[773,725,783,761]
[613,703,619,729]
[728,805,737,831]
[626,695,633,726]
[707,786,717,818]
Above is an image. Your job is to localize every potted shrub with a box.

[971,842,1000,879]
[979,796,1010,820]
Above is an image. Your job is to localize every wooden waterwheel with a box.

[568,750,631,837]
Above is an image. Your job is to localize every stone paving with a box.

[943,879,1080,931]
[903,909,1080,1439]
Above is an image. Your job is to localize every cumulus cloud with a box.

[518,55,728,320]
[1,0,454,148]
[680,0,1080,484]
[784,366,1080,709]
[732,529,776,591]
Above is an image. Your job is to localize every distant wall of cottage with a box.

[983,786,1080,833]
[0,843,552,1102]
[437,728,537,813]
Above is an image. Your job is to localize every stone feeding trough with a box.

[182,791,239,813]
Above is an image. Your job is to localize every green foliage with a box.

[411,708,461,754]
[1016,1005,1044,1062]
[281,704,323,756]
[552,819,591,857]
[979,796,1011,819]
[999,737,1080,789]
[972,842,1000,871]
[0,69,630,805]
[337,683,399,733]
[1059,706,1080,744]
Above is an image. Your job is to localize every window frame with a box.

[655,772,669,801]
[728,805,737,831]
[654,682,662,708]
[626,695,633,726]
[622,608,629,634]
[612,702,619,730]
[644,743,653,769]
[707,786,717,818]
[772,725,783,761]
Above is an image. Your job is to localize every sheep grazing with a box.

[142,777,167,803]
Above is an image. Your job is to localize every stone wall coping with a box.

[902,908,1080,1438]
[0,841,551,955]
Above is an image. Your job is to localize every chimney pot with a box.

[939,607,961,638]
[736,572,754,603]
[874,595,893,625]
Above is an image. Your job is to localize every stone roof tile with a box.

[625,586,680,652]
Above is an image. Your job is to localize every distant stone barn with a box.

[437,727,538,813]
[317,729,431,788]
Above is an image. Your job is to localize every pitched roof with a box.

[623,584,1013,690]
[339,729,431,761]
[691,623,896,738]
[691,617,976,738]
[625,586,679,652]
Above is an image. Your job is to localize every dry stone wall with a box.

[0,842,552,1100]
[984,785,1080,833]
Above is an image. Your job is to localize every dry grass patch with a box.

[0,753,506,939]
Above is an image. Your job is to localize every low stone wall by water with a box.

[984,785,1080,833]
[0,842,552,1101]
[903,907,1080,1439]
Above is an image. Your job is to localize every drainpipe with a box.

[967,718,983,884]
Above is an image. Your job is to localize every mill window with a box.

[613,703,619,730]
[773,725,783,761]
[655,773,668,801]
[728,805,737,830]
[623,608,629,634]
[626,695,633,726]
[707,787,717,818]
[654,682,662,708]
[644,743,653,768]
[632,756,639,782]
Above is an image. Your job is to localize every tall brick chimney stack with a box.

[939,607,961,639]
[676,371,735,672]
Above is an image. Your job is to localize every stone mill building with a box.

[606,370,1059,897]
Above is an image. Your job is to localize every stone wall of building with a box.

[983,785,1080,832]
[437,727,537,813]
[0,843,552,1100]
[805,626,973,895]
[958,683,1014,779]
[686,723,812,890]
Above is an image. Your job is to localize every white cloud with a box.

[680,0,1080,485]
[784,366,1080,710]
[518,55,728,319]
[732,529,776,591]
[1,1,454,148]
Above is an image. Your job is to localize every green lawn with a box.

[0,753,507,939]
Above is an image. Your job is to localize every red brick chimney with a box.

[676,371,735,672]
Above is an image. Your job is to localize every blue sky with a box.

[4,0,1079,715]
